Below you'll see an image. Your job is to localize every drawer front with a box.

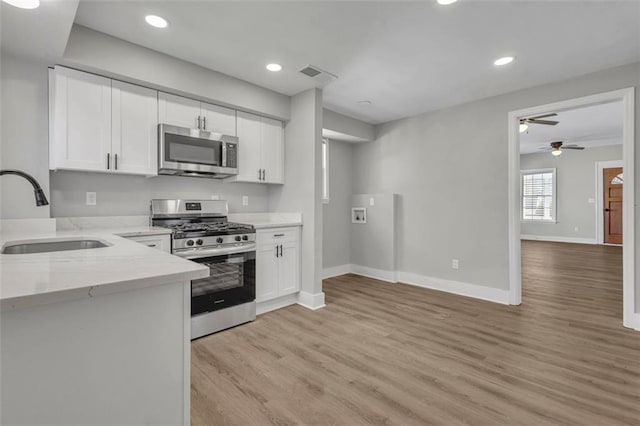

[256,227,299,245]
[126,235,171,253]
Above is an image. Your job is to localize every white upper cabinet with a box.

[158,92,237,136]
[50,67,112,172]
[158,92,201,129]
[49,66,158,176]
[235,111,263,182]
[261,117,284,184]
[228,111,284,184]
[201,102,236,135]
[111,81,158,176]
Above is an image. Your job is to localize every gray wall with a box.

[521,145,622,241]
[323,109,375,141]
[1,53,51,219]
[351,193,396,272]
[269,89,324,297]
[49,171,269,217]
[352,62,639,306]
[322,140,353,268]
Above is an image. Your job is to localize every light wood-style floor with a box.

[191,241,639,425]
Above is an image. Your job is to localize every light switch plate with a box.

[211,194,220,200]
[242,196,249,206]
[86,192,96,206]
[588,198,595,204]
[369,197,375,206]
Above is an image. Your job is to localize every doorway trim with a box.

[508,87,636,330]
[596,160,624,245]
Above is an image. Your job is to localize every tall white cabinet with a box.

[256,227,300,303]
[229,111,284,184]
[49,66,158,176]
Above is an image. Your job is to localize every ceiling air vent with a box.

[298,64,338,86]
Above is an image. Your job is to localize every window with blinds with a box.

[521,169,556,222]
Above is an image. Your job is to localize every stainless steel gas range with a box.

[151,199,256,339]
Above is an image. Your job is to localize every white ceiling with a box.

[60,1,640,124]
[519,101,623,155]
[1,0,78,60]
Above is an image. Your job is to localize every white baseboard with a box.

[297,291,326,310]
[350,264,396,283]
[625,313,640,331]
[521,234,597,245]
[256,293,299,315]
[322,264,352,279]
[322,264,512,305]
[396,271,511,305]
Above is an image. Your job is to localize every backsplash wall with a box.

[50,171,269,217]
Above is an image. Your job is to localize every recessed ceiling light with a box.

[437,0,458,5]
[2,0,40,9]
[266,63,282,72]
[494,56,515,66]
[145,15,168,28]
[357,100,372,107]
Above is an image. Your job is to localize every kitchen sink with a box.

[1,238,110,254]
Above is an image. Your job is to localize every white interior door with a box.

[158,92,201,129]
[111,81,158,176]
[51,67,112,172]
[201,102,236,135]
[236,111,263,182]
[261,117,284,184]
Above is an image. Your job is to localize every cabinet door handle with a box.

[114,154,118,170]
[275,245,279,258]
[262,169,266,181]
[147,244,156,247]
[274,233,284,237]
[279,245,283,257]
[203,116,206,130]
[258,169,262,180]
[107,153,110,170]
[197,116,201,129]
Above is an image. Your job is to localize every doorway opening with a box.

[508,88,636,330]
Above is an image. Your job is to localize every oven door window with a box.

[164,132,222,167]
[191,253,256,316]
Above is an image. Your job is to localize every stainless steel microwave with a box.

[158,124,238,178]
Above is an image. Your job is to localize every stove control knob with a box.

[235,235,242,242]
[196,239,203,246]
[216,237,224,244]
[186,240,195,247]
[242,235,249,241]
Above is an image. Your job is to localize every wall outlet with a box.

[211,194,220,200]
[369,197,375,206]
[451,259,459,270]
[86,192,96,206]
[242,195,249,206]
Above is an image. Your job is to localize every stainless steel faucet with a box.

[0,169,49,206]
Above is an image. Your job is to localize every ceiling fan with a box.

[539,141,585,156]
[519,113,559,133]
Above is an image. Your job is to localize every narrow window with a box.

[521,169,556,222]
[322,139,330,203]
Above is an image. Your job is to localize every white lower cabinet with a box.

[124,234,171,253]
[256,227,300,303]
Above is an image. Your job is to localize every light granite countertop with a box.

[228,212,302,229]
[0,228,207,310]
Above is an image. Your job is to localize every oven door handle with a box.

[173,243,256,259]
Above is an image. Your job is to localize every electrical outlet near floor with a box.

[451,259,459,270]
[211,194,220,200]
[86,192,96,206]
[242,196,249,206]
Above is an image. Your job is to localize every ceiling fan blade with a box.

[528,119,559,125]
[530,113,558,120]
[562,146,585,150]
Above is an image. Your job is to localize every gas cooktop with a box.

[164,222,254,238]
